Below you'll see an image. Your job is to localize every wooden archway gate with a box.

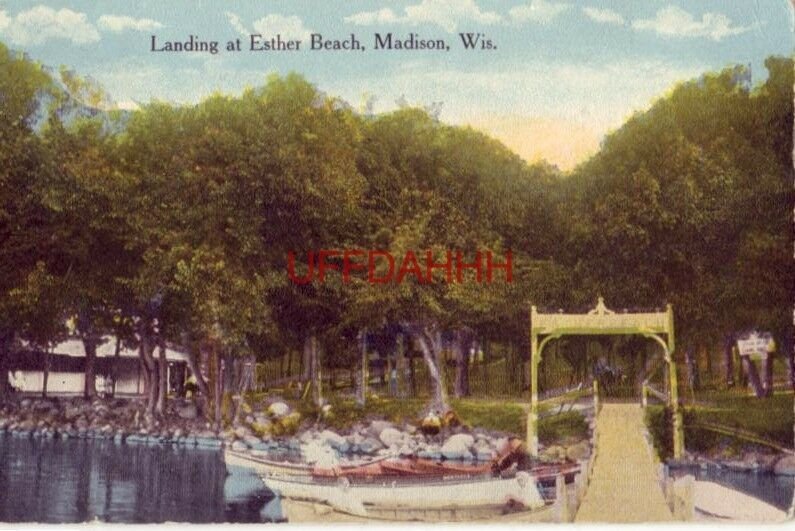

[528,297,684,458]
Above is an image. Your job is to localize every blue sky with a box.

[1,1,792,168]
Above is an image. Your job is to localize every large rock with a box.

[379,427,405,447]
[566,441,590,461]
[368,420,394,439]
[418,445,442,460]
[177,403,198,420]
[476,448,496,461]
[64,406,82,421]
[268,402,290,418]
[539,445,567,463]
[319,429,347,449]
[231,440,248,452]
[774,455,795,476]
[359,437,384,455]
[441,434,474,460]
[234,426,253,439]
[398,445,414,457]
[243,435,262,448]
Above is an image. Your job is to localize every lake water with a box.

[1,436,792,522]
[0,437,283,523]
[670,464,794,511]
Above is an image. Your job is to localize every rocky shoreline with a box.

[0,395,592,464]
[1,395,792,477]
[669,452,795,476]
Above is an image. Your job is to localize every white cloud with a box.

[225,11,249,37]
[226,12,313,41]
[97,14,162,33]
[583,7,624,25]
[0,5,99,45]
[345,0,501,33]
[252,14,313,41]
[632,6,754,41]
[509,0,570,25]
[345,8,400,26]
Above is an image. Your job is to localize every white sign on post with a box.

[736,331,775,361]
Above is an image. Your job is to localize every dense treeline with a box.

[0,41,791,422]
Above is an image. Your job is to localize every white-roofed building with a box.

[8,336,189,396]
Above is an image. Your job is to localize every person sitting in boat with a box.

[421,410,442,435]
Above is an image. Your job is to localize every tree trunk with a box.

[42,346,51,398]
[703,344,712,383]
[82,337,98,399]
[482,341,490,390]
[741,356,765,398]
[139,330,158,418]
[396,333,407,398]
[356,330,366,406]
[684,345,699,394]
[147,363,160,418]
[723,334,735,387]
[213,347,222,427]
[111,335,121,397]
[416,327,449,413]
[409,352,417,397]
[301,339,312,384]
[310,335,322,407]
[784,335,795,391]
[155,342,168,415]
[232,356,254,426]
[185,342,209,397]
[0,331,11,399]
[453,330,472,398]
[762,349,775,397]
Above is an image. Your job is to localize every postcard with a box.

[0,0,793,525]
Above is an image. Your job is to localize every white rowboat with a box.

[262,471,545,518]
[224,448,389,476]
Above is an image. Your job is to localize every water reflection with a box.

[0,437,281,523]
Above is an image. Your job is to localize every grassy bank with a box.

[248,393,589,443]
[646,390,794,459]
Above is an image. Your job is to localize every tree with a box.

[0,44,57,398]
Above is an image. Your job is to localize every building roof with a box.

[47,337,188,362]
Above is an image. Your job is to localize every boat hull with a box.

[262,471,546,517]
[224,448,390,477]
[280,498,558,523]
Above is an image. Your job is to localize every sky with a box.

[0,0,792,169]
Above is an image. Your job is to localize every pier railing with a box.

[546,381,599,522]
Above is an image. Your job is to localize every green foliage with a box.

[646,391,794,458]
[0,40,790,412]
[318,397,428,432]
[645,405,674,459]
[538,411,589,444]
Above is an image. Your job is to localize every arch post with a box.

[528,325,540,457]
[667,304,684,459]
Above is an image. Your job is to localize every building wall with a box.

[10,365,145,395]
